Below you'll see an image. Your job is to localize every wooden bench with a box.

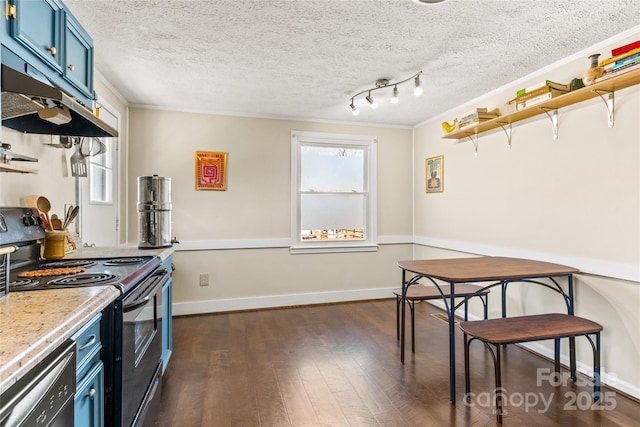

[393,284,490,353]
[459,313,603,425]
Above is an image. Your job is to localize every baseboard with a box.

[428,299,640,401]
[172,287,396,316]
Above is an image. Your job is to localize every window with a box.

[291,131,377,253]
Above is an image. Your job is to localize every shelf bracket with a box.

[539,107,558,140]
[466,133,479,157]
[496,122,512,149]
[592,89,614,128]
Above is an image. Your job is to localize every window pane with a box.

[301,145,364,192]
[300,193,364,230]
[89,164,112,203]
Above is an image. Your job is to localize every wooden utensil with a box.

[51,214,63,230]
[37,196,53,231]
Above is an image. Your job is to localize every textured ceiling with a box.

[64,0,640,127]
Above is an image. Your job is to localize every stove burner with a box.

[43,260,97,269]
[103,258,145,266]
[8,278,40,290]
[48,273,119,286]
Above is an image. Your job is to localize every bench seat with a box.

[393,284,490,353]
[459,313,603,424]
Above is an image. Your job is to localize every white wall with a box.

[413,29,640,398]
[0,131,76,213]
[127,109,414,313]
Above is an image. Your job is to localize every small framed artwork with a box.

[426,155,443,193]
[196,151,227,190]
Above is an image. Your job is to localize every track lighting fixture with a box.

[348,71,422,115]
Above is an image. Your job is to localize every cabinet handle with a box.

[48,46,57,56]
[67,64,75,72]
[78,335,96,351]
[88,388,96,399]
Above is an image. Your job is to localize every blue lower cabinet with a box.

[74,360,104,427]
[71,313,104,427]
[161,256,173,374]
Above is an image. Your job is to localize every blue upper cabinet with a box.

[2,0,95,106]
[10,0,64,73]
[63,10,93,97]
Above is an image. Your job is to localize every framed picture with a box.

[426,155,443,193]
[196,151,227,190]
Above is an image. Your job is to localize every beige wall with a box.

[413,30,640,398]
[127,109,414,311]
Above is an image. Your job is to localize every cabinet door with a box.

[161,275,173,374]
[63,10,94,99]
[74,361,105,427]
[10,0,63,72]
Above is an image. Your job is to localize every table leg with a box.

[501,280,507,319]
[401,269,407,363]
[449,281,456,404]
[568,274,577,381]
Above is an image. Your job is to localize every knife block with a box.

[63,230,77,254]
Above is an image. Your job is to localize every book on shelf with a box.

[599,47,640,67]
[459,108,500,125]
[604,52,640,70]
[514,86,566,102]
[595,61,640,83]
[515,91,562,110]
[611,40,640,57]
[545,79,571,92]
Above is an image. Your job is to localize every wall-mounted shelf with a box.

[0,163,39,173]
[442,68,640,143]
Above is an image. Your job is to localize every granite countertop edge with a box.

[0,285,120,395]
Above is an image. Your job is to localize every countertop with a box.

[0,286,120,394]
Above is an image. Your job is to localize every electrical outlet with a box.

[199,273,209,287]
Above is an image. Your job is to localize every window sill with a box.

[289,244,379,254]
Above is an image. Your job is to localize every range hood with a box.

[1,64,118,138]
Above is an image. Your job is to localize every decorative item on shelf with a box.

[348,71,423,116]
[441,119,458,133]
[582,53,605,86]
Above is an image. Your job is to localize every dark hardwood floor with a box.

[154,299,639,426]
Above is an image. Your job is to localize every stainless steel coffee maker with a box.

[137,175,172,248]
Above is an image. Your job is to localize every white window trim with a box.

[290,131,378,254]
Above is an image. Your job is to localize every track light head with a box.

[390,86,399,104]
[365,93,378,109]
[350,100,360,116]
[414,74,423,96]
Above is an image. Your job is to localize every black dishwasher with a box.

[0,340,76,427]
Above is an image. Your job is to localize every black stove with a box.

[1,206,168,427]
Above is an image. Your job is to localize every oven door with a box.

[121,267,167,427]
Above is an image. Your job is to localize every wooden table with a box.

[397,256,579,404]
